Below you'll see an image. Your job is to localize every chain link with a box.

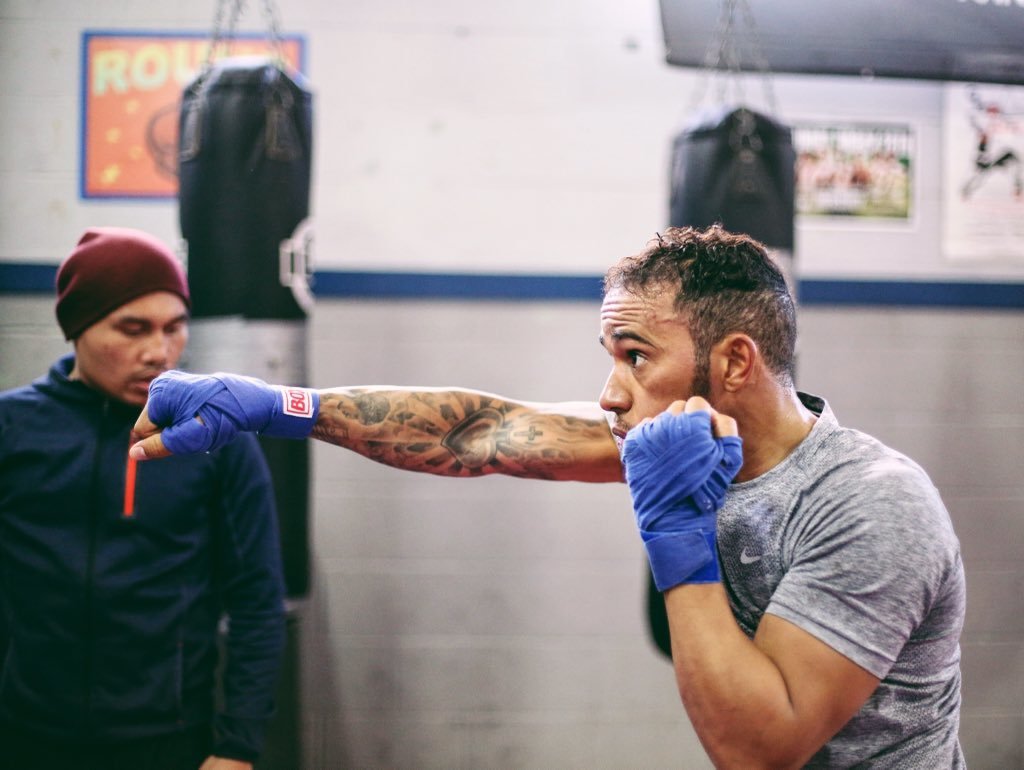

[690,0,777,115]
[202,0,240,76]
[223,0,247,50]
[259,0,285,66]
[200,0,286,82]
[737,0,777,114]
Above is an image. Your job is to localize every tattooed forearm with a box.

[355,392,391,425]
[440,407,505,470]
[310,387,622,482]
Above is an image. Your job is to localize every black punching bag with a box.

[647,105,796,659]
[178,56,315,597]
[179,56,313,319]
[669,104,795,251]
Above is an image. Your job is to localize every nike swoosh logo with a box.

[740,549,762,565]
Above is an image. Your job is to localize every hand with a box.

[129,370,319,460]
[198,756,253,770]
[622,397,743,591]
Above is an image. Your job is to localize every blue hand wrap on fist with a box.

[623,409,743,591]
[147,370,320,455]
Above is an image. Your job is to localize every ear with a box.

[711,333,757,393]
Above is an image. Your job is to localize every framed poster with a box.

[80,31,305,200]
[942,82,1024,262]
[793,123,914,220]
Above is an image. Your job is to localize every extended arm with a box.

[311,387,622,482]
[129,373,623,483]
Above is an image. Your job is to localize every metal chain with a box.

[259,0,286,66]
[690,0,777,114]
[201,0,244,76]
[223,0,247,51]
[736,0,777,114]
[201,0,286,78]
[691,0,740,110]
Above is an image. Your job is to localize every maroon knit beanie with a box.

[55,227,191,340]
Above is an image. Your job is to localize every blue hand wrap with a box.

[622,410,743,591]
[147,370,319,455]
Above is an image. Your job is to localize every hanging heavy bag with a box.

[178,56,315,598]
[178,56,313,320]
[669,104,795,251]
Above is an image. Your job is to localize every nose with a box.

[140,332,172,367]
[598,365,630,415]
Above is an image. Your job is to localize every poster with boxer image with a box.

[80,31,305,200]
[942,82,1024,262]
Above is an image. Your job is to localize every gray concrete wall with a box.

[3,0,1023,766]
[5,294,1020,767]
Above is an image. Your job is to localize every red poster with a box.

[81,32,305,199]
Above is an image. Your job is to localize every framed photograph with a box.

[80,31,305,200]
[942,82,1024,262]
[793,122,914,220]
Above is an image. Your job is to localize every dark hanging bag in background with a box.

[669,104,795,251]
[178,56,314,321]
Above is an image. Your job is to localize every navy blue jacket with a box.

[0,355,286,761]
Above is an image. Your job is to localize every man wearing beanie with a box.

[0,228,286,770]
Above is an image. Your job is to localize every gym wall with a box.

[1,1,1022,767]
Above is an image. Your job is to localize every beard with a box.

[689,352,712,400]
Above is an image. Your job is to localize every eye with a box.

[118,324,147,338]
[627,349,647,368]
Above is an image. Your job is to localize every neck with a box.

[730,386,817,482]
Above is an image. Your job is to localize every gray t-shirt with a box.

[717,393,965,768]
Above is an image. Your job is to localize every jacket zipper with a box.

[123,442,138,518]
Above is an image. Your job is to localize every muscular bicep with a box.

[312,387,623,482]
[755,613,880,759]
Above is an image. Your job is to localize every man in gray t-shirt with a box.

[719,394,964,767]
[132,225,965,767]
[609,227,964,767]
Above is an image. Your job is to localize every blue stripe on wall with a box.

[798,279,1024,309]
[2,263,1022,309]
[311,271,605,301]
[0,263,58,292]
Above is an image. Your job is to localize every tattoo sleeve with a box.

[310,388,622,482]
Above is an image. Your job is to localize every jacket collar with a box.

[36,353,142,420]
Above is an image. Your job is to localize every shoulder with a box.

[0,382,60,435]
[775,402,952,545]
[792,399,939,510]
[0,382,42,407]
[793,426,958,575]
[816,426,943,513]
[1,359,76,418]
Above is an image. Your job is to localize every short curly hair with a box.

[603,224,796,391]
